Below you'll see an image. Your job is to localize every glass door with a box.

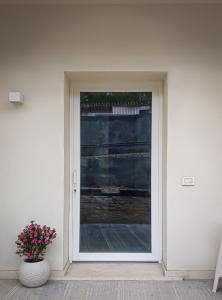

[72,82,161,261]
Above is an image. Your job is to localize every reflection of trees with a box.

[81,92,152,113]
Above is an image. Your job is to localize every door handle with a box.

[72,170,77,192]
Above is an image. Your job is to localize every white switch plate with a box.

[181,176,195,186]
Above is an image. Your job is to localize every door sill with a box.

[63,262,169,280]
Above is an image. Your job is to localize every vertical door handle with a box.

[72,170,77,192]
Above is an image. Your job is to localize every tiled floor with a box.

[1,279,222,300]
[80,224,151,252]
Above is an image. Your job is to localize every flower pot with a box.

[18,257,50,287]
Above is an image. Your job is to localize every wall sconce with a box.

[9,91,24,104]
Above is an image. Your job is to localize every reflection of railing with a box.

[81,187,150,192]
[82,152,150,159]
[81,141,151,148]
[80,187,151,196]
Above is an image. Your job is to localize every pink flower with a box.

[16,221,57,261]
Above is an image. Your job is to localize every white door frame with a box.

[69,81,162,262]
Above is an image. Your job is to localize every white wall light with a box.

[9,91,24,103]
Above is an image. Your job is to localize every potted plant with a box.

[15,220,56,287]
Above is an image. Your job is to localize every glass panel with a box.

[80,92,152,253]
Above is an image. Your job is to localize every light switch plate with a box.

[181,176,195,186]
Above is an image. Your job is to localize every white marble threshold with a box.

[59,262,181,281]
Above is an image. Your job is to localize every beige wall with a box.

[0,4,222,272]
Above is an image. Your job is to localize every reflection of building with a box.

[81,105,151,116]
[112,106,150,115]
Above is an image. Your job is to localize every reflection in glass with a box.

[80,92,152,253]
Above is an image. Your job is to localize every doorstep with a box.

[51,262,183,281]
